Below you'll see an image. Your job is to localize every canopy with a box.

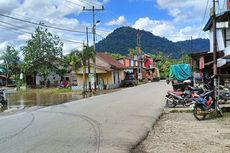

[169,64,192,81]
[0,67,7,73]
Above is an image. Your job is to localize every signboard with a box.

[138,73,142,80]
[89,73,95,89]
[199,56,205,69]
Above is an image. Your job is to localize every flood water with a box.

[5,91,84,108]
[3,89,115,109]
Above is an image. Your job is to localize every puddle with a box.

[5,92,83,108]
[2,89,118,109]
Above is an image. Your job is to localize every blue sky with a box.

[0,0,216,54]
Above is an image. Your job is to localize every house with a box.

[142,54,160,81]
[76,52,126,89]
[118,54,160,81]
[118,57,138,78]
[190,1,230,80]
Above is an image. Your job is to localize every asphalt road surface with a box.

[0,81,169,153]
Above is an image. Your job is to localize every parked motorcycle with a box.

[196,77,230,103]
[191,90,223,120]
[0,90,7,111]
[165,86,202,108]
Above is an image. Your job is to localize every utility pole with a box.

[191,36,193,53]
[83,6,104,91]
[82,40,86,93]
[137,29,142,81]
[212,0,218,99]
[86,27,91,91]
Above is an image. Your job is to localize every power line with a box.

[0,13,87,34]
[65,0,84,7]
[80,0,101,7]
[0,22,83,44]
[0,22,33,35]
[0,8,86,34]
[198,0,210,38]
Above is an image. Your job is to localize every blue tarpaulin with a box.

[0,67,7,73]
[169,64,192,81]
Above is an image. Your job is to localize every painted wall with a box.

[36,73,61,86]
[77,70,124,89]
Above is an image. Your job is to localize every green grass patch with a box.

[169,109,192,113]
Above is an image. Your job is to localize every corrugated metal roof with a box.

[203,10,230,31]
[96,52,126,69]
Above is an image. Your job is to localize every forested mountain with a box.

[96,27,209,58]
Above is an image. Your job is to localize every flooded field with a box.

[2,88,120,110]
[5,91,83,108]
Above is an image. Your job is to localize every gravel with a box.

[132,110,230,153]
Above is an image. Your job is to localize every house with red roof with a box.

[76,52,126,89]
[118,54,160,81]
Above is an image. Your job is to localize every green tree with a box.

[65,46,95,92]
[0,45,21,86]
[151,52,191,79]
[64,50,82,72]
[22,25,63,87]
[128,48,137,57]
[177,54,191,64]
[107,52,125,59]
[81,46,95,92]
[150,52,174,79]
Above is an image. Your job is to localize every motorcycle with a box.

[196,77,230,103]
[191,90,223,120]
[0,90,7,111]
[165,86,202,108]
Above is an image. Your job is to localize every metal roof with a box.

[203,10,230,31]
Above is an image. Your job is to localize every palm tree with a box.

[84,46,95,91]
[66,47,95,93]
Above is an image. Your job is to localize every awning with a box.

[217,58,230,67]
[223,45,230,59]
[0,67,7,73]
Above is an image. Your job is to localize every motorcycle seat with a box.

[168,90,184,95]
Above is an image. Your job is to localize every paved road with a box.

[0,81,169,153]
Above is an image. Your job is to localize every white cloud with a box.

[0,0,105,55]
[131,0,210,42]
[0,0,20,12]
[132,17,176,39]
[107,16,126,26]
[156,0,208,24]
[0,41,8,53]
[18,33,31,41]
[132,17,208,42]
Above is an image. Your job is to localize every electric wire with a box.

[0,8,107,35]
[198,0,210,38]
[0,13,87,34]
[65,0,84,7]
[78,0,101,7]
[0,22,83,44]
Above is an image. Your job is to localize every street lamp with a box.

[92,20,100,90]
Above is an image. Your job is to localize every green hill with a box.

[96,26,209,58]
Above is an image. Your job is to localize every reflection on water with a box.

[2,89,117,110]
[5,92,83,108]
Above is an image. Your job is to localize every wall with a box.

[36,73,61,86]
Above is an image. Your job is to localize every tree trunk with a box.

[83,65,86,94]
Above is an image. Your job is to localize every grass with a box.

[169,108,230,119]
[169,109,192,113]
[16,87,82,95]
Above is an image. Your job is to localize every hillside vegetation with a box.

[96,27,209,58]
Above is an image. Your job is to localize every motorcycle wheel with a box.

[166,95,176,108]
[193,105,207,120]
[217,105,224,117]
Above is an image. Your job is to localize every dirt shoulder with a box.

[132,110,230,153]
